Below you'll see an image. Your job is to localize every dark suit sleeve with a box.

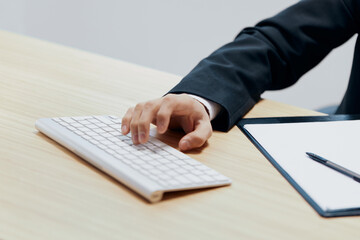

[168,0,360,131]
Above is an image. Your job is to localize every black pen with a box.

[306,152,360,183]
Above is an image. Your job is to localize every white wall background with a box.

[0,0,356,110]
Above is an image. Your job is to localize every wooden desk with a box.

[0,30,358,240]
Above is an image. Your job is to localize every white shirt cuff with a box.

[187,94,222,121]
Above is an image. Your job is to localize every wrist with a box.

[186,94,221,120]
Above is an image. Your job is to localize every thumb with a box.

[178,120,212,151]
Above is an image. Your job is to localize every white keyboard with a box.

[35,116,231,202]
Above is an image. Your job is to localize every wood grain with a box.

[0,30,358,240]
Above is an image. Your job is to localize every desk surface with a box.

[0,30,358,240]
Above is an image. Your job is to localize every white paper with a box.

[244,120,360,212]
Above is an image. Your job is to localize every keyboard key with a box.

[168,180,180,186]
[61,117,76,123]
[174,176,191,184]
[36,115,231,203]
[95,116,113,125]
[174,168,187,174]
[184,174,203,183]
[199,175,215,182]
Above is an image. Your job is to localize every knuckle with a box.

[143,101,154,110]
[188,97,201,108]
[122,116,130,123]
[189,99,197,109]
[156,111,167,120]
[122,113,132,122]
[130,120,138,129]
[138,120,148,129]
[179,93,190,99]
[162,95,174,104]
[134,103,144,111]
[124,107,134,116]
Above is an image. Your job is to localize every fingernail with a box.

[139,132,146,143]
[132,134,139,144]
[157,121,164,132]
[180,139,190,151]
[121,124,127,133]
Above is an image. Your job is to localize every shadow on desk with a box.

[153,129,209,155]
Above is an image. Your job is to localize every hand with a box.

[121,94,212,151]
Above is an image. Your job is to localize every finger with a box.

[156,96,177,134]
[121,107,134,135]
[178,120,212,151]
[130,103,145,144]
[180,116,195,133]
[137,100,161,143]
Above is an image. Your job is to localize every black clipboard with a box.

[237,114,360,218]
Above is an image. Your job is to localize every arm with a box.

[169,0,360,131]
[122,0,359,150]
